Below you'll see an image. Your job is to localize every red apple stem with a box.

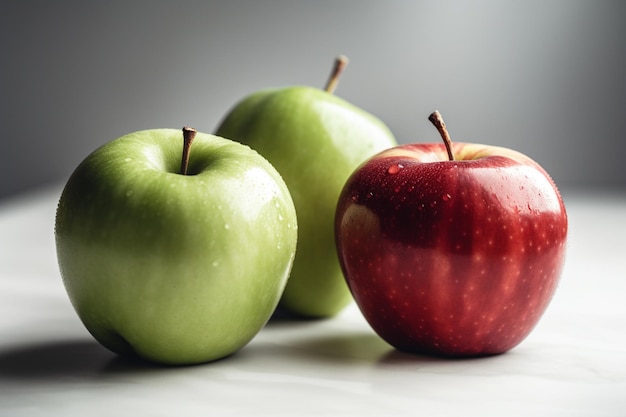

[181,126,197,175]
[324,55,349,94]
[428,111,455,161]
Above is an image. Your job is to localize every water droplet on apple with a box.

[387,164,404,175]
[351,194,360,203]
[442,193,451,201]
[278,214,284,222]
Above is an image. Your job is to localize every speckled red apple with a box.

[335,111,568,357]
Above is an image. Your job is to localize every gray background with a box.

[1,0,625,200]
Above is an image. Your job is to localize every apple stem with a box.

[324,55,349,94]
[180,126,197,175]
[428,110,455,161]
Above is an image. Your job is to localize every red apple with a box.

[335,111,568,357]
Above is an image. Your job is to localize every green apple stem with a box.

[181,126,197,175]
[428,111,455,161]
[324,55,349,94]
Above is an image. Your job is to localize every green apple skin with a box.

[55,129,297,365]
[216,87,396,317]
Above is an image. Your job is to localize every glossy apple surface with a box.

[55,129,297,365]
[335,141,568,356]
[216,82,396,318]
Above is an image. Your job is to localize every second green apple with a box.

[215,57,396,317]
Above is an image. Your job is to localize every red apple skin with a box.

[335,142,568,357]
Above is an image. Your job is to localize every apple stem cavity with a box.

[181,126,197,175]
[324,55,349,94]
[428,111,455,161]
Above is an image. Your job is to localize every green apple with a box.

[55,127,297,365]
[215,56,397,317]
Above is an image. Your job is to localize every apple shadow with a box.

[0,339,172,383]
[376,346,505,369]
[266,305,327,325]
[0,339,113,382]
[281,332,395,365]
[283,332,500,368]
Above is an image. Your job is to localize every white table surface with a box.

[0,184,624,417]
